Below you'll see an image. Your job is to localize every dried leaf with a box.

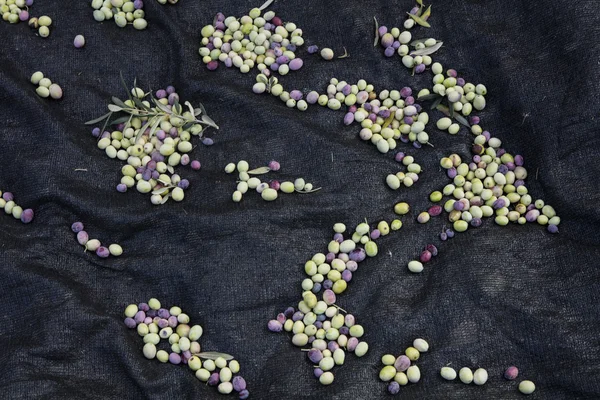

[337,47,349,58]
[407,13,431,28]
[417,93,441,101]
[454,114,471,128]
[247,166,271,175]
[421,5,432,21]
[410,41,443,56]
[296,187,322,194]
[258,0,273,11]
[373,17,379,47]
[85,111,112,125]
[196,352,234,361]
[160,194,170,204]
[108,104,123,112]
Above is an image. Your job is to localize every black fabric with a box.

[1,0,599,399]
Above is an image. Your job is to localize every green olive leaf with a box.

[431,96,444,110]
[410,41,443,56]
[373,17,379,47]
[152,187,170,195]
[184,101,195,117]
[85,111,112,125]
[167,165,175,174]
[201,114,219,129]
[111,97,127,108]
[417,93,441,101]
[194,108,203,116]
[148,116,163,139]
[135,116,154,145]
[153,99,173,114]
[410,38,430,46]
[436,104,451,117]
[421,5,432,21]
[160,194,170,204]
[110,116,132,125]
[108,104,123,112]
[448,101,455,118]
[247,166,271,175]
[416,0,423,5]
[407,13,431,28]
[197,102,207,116]
[133,97,149,111]
[119,71,133,101]
[454,114,471,128]
[196,352,234,361]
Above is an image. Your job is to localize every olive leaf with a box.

[258,0,273,11]
[160,194,170,204]
[373,17,379,47]
[119,71,133,101]
[135,116,154,145]
[110,116,132,125]
[167,165,175,174]
[407,13,431,28]
[247,166,271,175]
[410,38,431,46]
[296,187,322,193]
[421,5,432,21]
[184,101,195,117]
[431,96,444,110]
[454,114,471,128]
[112,97,128,109]
[148,116,164,139]
[196,352,234,361]
[108,104,123,112]
[382,113,396,129]
[410,41,443,56]
[152,187,170,195]
[194,108,203,116]
[197,102,207,116]
[337,47,349,58]
[417,93,441,101]
[448,102,455,118]
[416,0,423,5]
[153,98,173,114]
[436,104,451,117]
[85,111,113,125]
[201,114,219,129]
